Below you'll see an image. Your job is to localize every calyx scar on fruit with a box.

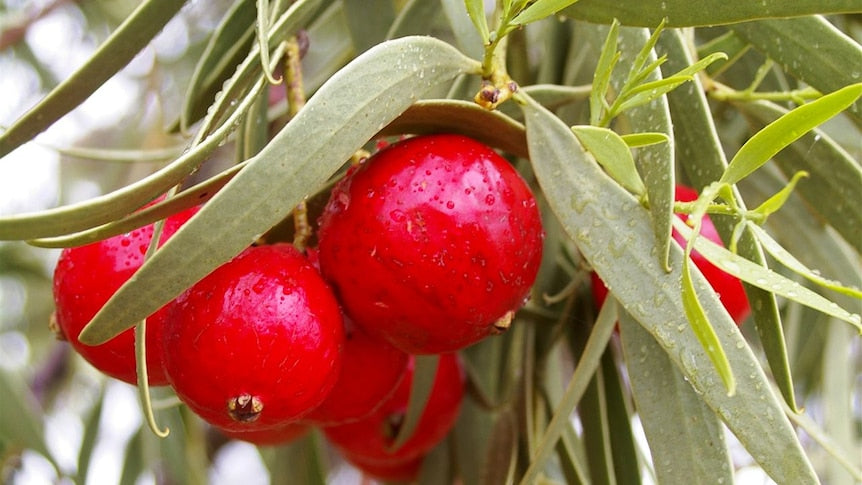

[318,134,544,354]
[52,203,199,386]
[162,243,345,432]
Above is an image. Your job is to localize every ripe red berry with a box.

[323,352,465,464]
[318,134,544,354]
[162,243,345,431]
[591,185,750,324]
[304,317,409,426]
[52,205,199,385]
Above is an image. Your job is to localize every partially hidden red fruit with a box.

[318,134,544,354]
[323,352,465,464]
[52,204,199,385]
[304,317,409,426]
[162,243,345,431]
[218,422,309,447]
[591,185,751,325]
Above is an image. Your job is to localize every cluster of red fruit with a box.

[52,134,545,481]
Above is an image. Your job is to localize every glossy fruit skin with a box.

[162,243,345,431]
[323,352,465,464]
[218,422,309,446]
[591,185,751,325]
[318,134,544,354]
[304,317,409,426]
[52,205,199,385]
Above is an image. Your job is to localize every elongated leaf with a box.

[674,219,862,330]
[737,99,862,254]
[520,95,819,484]
[657,28,798,411]
[615,26,674,272]
[0,0,188,158]
[391,355,440,451]
[561,0,862,27]
[730,16,862,122]
[179,0,256,133]
[721,83,862,185]
[343,0,395,53]
[571,125,645,195]
[463,0,490,44]
[0,76,266,241]
[748,224,862,300]
[511,0,581,27]
[441,0,485,60]
[78,36,480,345]
[76,383,105,484]
[619,311,733,485]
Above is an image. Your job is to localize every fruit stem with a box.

[292,198,311,251]
[284,33,307,117]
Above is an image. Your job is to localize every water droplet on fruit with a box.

[484,194,495,206]
[446,201,455,209]
[389,210,407,222]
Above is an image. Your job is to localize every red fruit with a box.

[323,353,465,464]
[318,134,544,354]
[304,318,409,426]
[591,185,750,325]
[218,422,309,446]
[52,204,199,385]
[162,243,345,431]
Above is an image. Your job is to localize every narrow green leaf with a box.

[518,288,618,485]
[76,383,105,485]
[579,363,617,484]
[698,31,750,77]
[590,19,619,126]
[681,246,736,395]
[720,83,862,185]
[511,0,582,27]
[674,219,862,330]
[657,28,798,411]
[0,0,188,158]
[520,95,819,483]
[441,0,485,60]
[464,0,491,44]
[78,36,480,345]
[615,26,675,272]
[561,0,862,27]
[750,170,808,221]
[387,0,444,39]
[0,76,266,241]
[255,0,281,85]
[737,99,862,254]
[619,311,734,485]
[747,224,862,300]
[616,75,692,113]
[730,16,862,122]
[571,125,646,195]
[479,410,518,485]
[620,132,667,148]
[390,355,440,451]
[119,428,144,485]
[179,0,256,133]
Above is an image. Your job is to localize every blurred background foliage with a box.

[0,1,860,484]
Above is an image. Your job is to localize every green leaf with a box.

[520,95,819,483]
[620,132,667,148]
[657,28,798,411]
[255,0,281,85]
[441,0,485,60]
[720,83,862,185]
[0,0,188,158]
[511,0,582,27]
[78,36,480,345]
[0,76,266,241]
[464,0,491,44]
[76,384,105,485]
[748,224,862,300]
[561,0,862,27]
[737,99,862,255]
[674,219,862,331]
[571,125,646,196]
[390,355,440,451]
[619,311,734,485]
[615,26,675,272]
[518,286,618,485]
[730,16,862,122]
[590,19,619,126]
[178,0,256,133]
